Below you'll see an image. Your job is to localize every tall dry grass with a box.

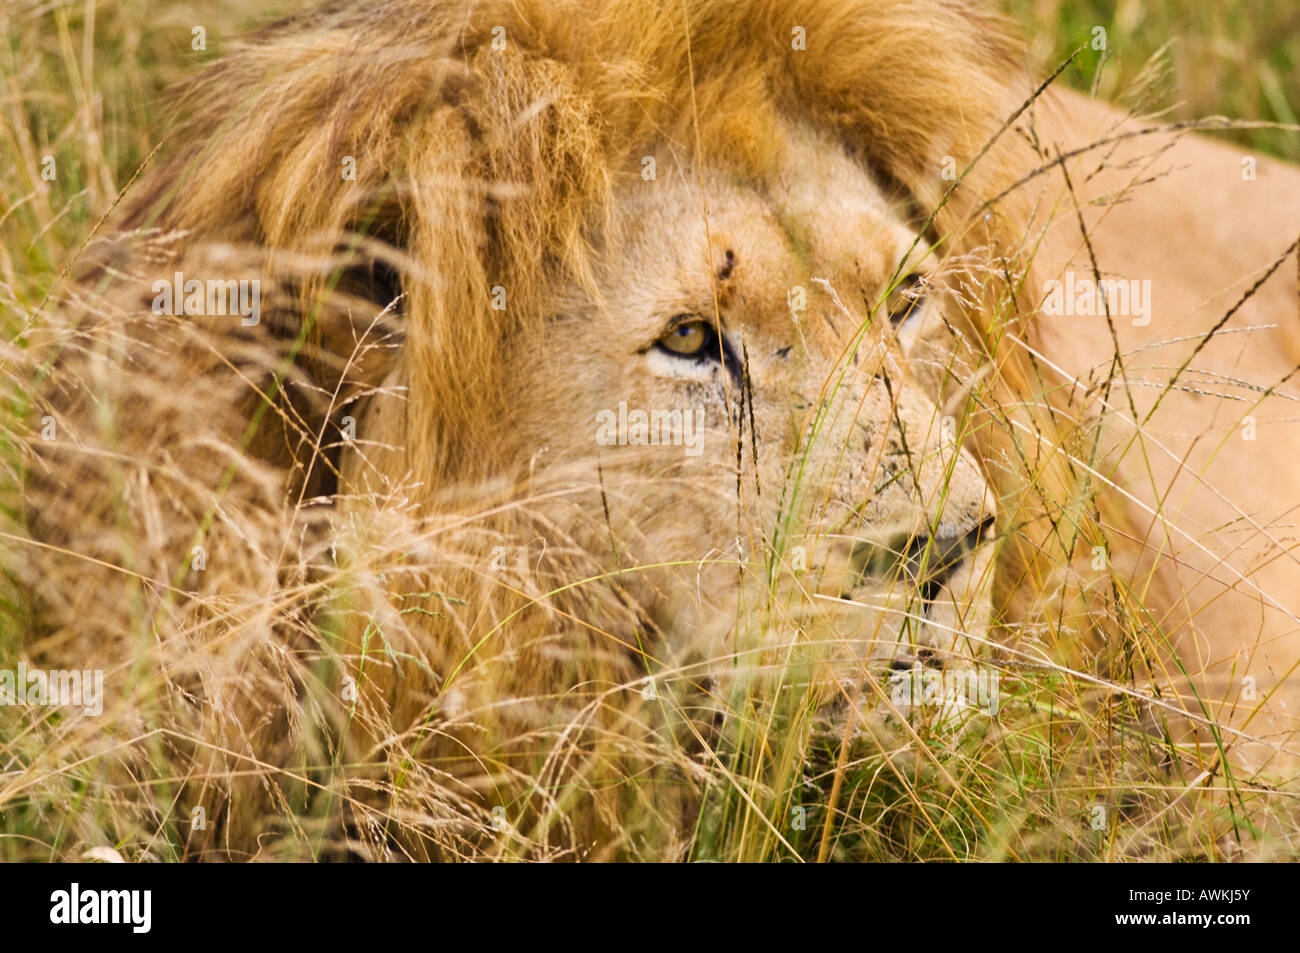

[1,0,1298,862]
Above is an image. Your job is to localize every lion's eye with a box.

[656,320,713,358]
[885,274,927,327]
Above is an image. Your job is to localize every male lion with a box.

[10,0,1300,860]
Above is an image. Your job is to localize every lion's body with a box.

[10,0,1300,859]
[1034,89,1300,773]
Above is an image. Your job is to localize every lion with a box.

[1027,89,1300,782]
[9,0,1299,860]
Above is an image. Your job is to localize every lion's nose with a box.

[847,515,995,599]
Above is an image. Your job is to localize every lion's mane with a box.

[11,0,1106,859]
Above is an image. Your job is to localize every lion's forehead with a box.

[608,130,923,349]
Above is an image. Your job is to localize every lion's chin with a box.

[798,579,994,671]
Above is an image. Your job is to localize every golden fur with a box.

[13,0,1298,859]
[1031,89,1300,778]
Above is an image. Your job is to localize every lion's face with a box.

[499,120,997,670]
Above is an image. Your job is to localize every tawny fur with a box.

[11,0,1296,859]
